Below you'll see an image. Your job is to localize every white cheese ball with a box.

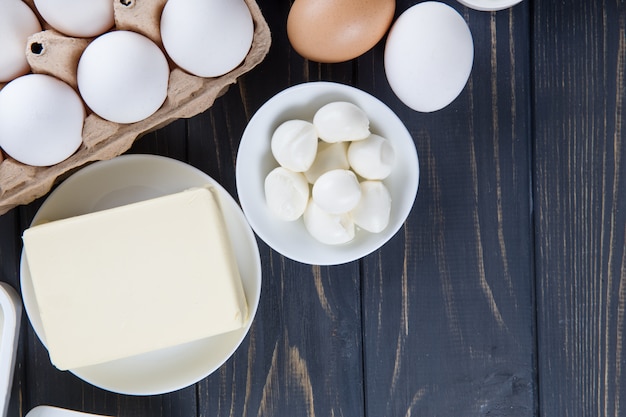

[0,74,84,166]
[304,141,349,184]
[312,169,362,214]
[303,200,355,245]
[348,134,395,180]
[271,120,318,172]
[0,1,41,82]
[34,0,114,38]
[161,0,254,77]
[77,31,170,124]
[351,181,392,233]
[264,167,310,221]
[313,101,370,143]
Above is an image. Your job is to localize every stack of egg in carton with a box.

[0,0,271,215]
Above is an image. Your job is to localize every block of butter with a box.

[22,186,248,371]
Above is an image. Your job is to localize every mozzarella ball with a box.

[0,1,41,82]
[161,0,254,77]
[312,169,361,214]
[77,31,170,124]
[271,120,318,172]
[303,200,355,245]
[34,0,114,38]
[350,181,391,233]
[264,167,310,221]
[313,101,370,143]
[0,74,84,166]
[348,134,395,180]
[304,141,349,183]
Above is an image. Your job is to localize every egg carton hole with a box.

[30,42,44,55]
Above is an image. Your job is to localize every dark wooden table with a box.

[1,0,625,416]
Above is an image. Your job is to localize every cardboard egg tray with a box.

[0,0,271,215]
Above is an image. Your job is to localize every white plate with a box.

[20,154,262,396]
[456,0,523,11]
[236,81,419,265]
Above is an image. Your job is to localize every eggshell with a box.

[287,0,395,63]
[265,167,310,221]
[350,181,391,233]
[77,31,170,124]
[0,74,84,167]
[312,169,361,214]
[34,0,114,38]
[348,134,395,180]
[303,200,355,245]
[313,102,370,143]
[271,120,318,172]
[161,0,254,77]
[0,0,41,82]
[384,1,474,112]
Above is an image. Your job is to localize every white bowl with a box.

[236,81,419,265]
[20,154,262,395]
[456,0,523,11]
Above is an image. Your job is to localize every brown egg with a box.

[287,0,395,63]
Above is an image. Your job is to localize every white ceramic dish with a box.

[0,282,21,417]
[456,0,523,11]
[20,154,262,396]
[236,81,419,265]
[26,406,108,417]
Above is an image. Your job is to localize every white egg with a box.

[312,169,361,214]
[77,31,170,124]
[303,200,355,245]
[265,167,310,221]
[271,120,318,172]
[313,101,370,143]
[384,1,474,112]
[350,181,392,233]
[348,134,395,180]
[304,141,350,183]
[161,0,254,78]
[34,0,114,38]
[0,0,41,82]
[0,74,84,166]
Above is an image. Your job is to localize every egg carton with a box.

[0,0,271,215]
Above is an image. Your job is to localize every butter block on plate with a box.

[22,186,248,371]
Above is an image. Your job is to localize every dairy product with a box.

[312,169,361,214]
[22,186,248,371]
[270,120,318,172]
[313,101,370,143]
[350,181,391,233]
[304,141,350,184]
[264,166,309,221]
[347,134,395,180]
[303,199,355,245]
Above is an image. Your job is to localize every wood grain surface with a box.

[0,0,624,416]
[533,1,626,416]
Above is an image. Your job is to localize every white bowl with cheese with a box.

[236,81,419,265]
[20,154,262,395]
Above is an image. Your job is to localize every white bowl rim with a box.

[456,0,524,11]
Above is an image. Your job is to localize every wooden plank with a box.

[533,0,626,415]
[185,46,366,413]
[0,211,25,417]
[358,1,536,415]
